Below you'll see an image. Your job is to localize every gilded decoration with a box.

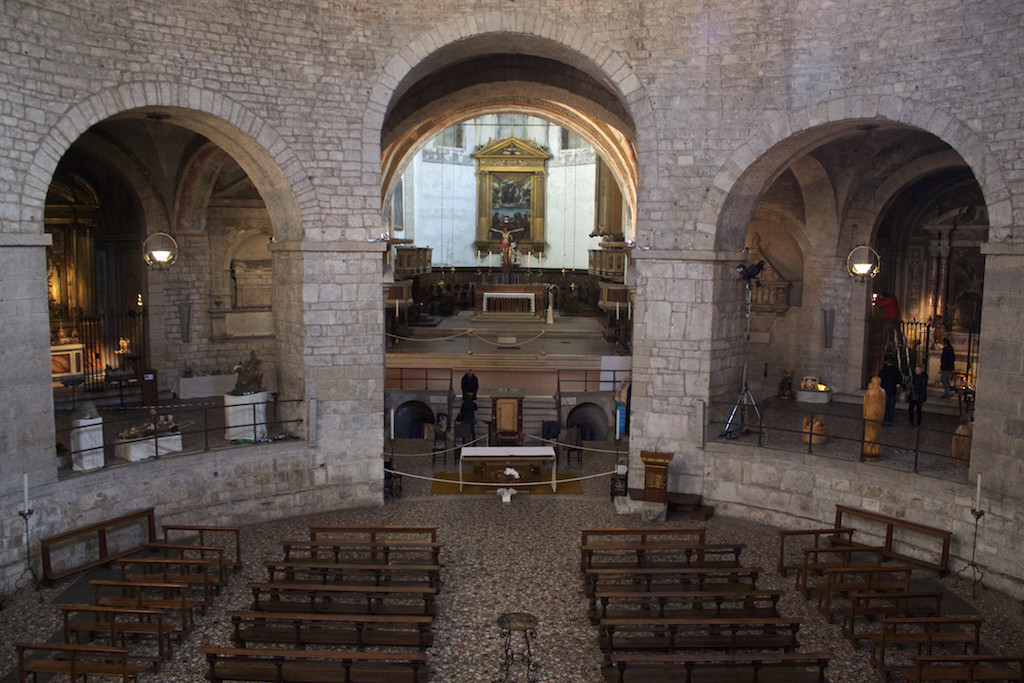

[472,136,549,255]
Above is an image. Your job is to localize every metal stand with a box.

[496,612,538,682]
[719,384,763,440]
[956,508,985,597]
[15,509,42,600]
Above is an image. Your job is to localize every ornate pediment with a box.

[472,136,550,172]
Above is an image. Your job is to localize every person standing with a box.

[461,369,479,400]
[907,365,928,427]
[878,356,902,426]
[456,395,477,441]
[940,338,956,398]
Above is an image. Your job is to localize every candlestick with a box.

[975,473,981,510]
[23,472,28,512]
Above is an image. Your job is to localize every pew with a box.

[91,579,198,633]
[583,566,763,603]
[868,616,982,679]
[841,590,945,641]
[248,581,438,616]
[816,565,913,623]
[900,654,1024,682]
[833,505,952,576]
[118,556,220,605]
[279,539,442,565]
[604,651,833,683]
[776,526,856,576]
[265,560,441,588]
[200,646,430,683]
[229,610,434,649]
[40,508,158,586]
[795,544,888,597]
[309,525,438,543]
[598,616,803,660]
[589,588,782,623]
[60,604,176,669]
[581,542,744,570]
[16,642,142,683]
[580,527,707,571]
[162,524,242,574]
[138,541,229,586]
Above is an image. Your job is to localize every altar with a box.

[459,445,557,492]
[474,284,547,320]
[114,432,183,462]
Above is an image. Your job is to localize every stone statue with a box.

[232,351,264,395]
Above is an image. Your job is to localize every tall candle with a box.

[615,410,620,439]
[476,250,481,266]
[390,409,395,440]
[975,473,981,510]
[528,251,532,270]
[23,472,28,511]
[395,299,399,317]
[623,254,628,280]
[616,302,620,320]
[627,301,632,318]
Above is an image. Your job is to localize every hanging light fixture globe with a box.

[846,245,880,282]
[143,232,179,267]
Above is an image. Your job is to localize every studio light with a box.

[142,232,179,268]
[846,245,880,282]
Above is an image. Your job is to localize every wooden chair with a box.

[490,395,522,446]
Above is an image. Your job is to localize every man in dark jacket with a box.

[878,356,902,426]
[461,369,479,400]
[907,365,928,427]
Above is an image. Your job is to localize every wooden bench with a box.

[776,526,856,576]
[834,505,952,576]
[60,604,177,669]
[118,556,221,605]
[229,611,434,649]
[265,561,441,588]
[581,542,744,570]
[91,579,198,633]
[309,525,438,543]
[279,539,442,565]
[162,524,242,574]
[604,652,833,683]
[869,616,982,679]
[249,581,438,616]
[40,507,157,586]
[580,527,707,571]
[138,541,229,586]
[589,589,782,623]
[901,654,1024,682]
[16,642,142,682]
[584,566,762,602]
[841,590,945,641]
[200,646,429,682]
[795,544,888,597]
[598,616,803,659]
[816,565,913,623]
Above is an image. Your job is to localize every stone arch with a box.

[707,97,1013,252]
[23,83,315,243]
[362,12,657,236]
[566,402,610,442]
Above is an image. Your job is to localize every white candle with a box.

[23,472,28,511]
[615,411,620,439]
[390,409,395,440]
[476,250,481,266]
[975,473,981,510]
[528,251,532,270]
[627,301,632,318]
[616,302,620,320]
[623,254,628,280]
[488,251,493,268]
[395,299,399,317]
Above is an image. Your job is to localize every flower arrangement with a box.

[118,414,178,440]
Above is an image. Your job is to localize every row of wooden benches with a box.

[579,527,830,682]
[18,524,242,683]
[201,524,443,683]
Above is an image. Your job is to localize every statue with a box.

[862,376,884,461]
[231,351,264,395]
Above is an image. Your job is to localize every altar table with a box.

[114,433,183,462]
[459,446,557,492]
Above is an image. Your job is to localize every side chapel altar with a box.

[474,283,547,320]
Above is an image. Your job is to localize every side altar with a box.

[474,284,547,320]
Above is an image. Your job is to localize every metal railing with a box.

[384,368,454,392]
[707,395,972,480]
[55,397,304,473]
[556,369,630,393]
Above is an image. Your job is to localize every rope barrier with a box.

[385,433,625,457]
[384,467,616,487]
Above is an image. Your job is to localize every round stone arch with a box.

[22,82,316,243]
[362,11,658,232]
[706,97,1013,254]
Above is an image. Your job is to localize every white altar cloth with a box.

[114,433,183,462]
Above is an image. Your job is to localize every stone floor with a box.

[3,438,1023,683]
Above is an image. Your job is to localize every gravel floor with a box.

[2,441,1021,682]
